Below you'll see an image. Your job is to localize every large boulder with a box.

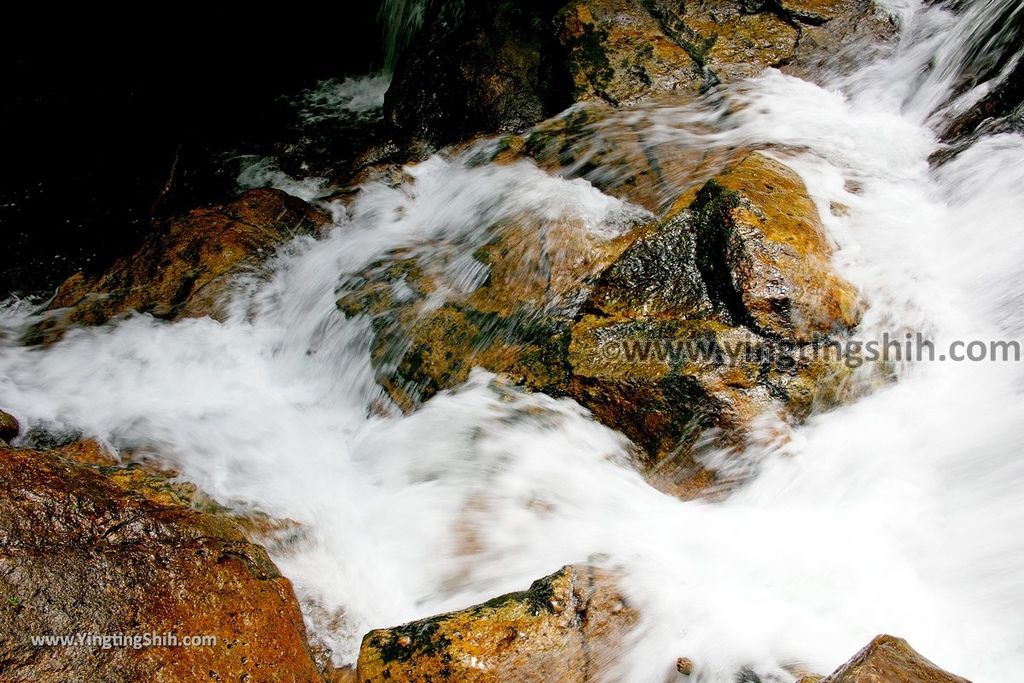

[38,188,329,335]
[556,0,894,104]
[0,442,328,682]
[356,565,637,682]
[384,0,895,151]
[341,152,858,495]
[809,634,972,683]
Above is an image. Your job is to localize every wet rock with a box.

[556,0,705,105]
[386,0,894,152]
[344,153,857,495]
[584,213,713,320]
[384,0,571,148]
[0,410,19,444]
[936,8,1024,164]
[356,564,637,682]
[561,152,858,483]
[34,188,328,339]
[816,634,971,682]
[0,442,326,682]
[684,152,862,342]
[555,0,893,106]
[337,207,643,410]
[782,0,900,81]
[671,0,799,83]
[566,316,779,477]
[520,102,746,213]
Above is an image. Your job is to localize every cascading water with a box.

[2,1,1023,681]
[381,0,427,72]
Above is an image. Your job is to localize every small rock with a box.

[0,410,19,444]
[676,656,695,675]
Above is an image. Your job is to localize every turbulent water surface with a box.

[3,1,1024,680]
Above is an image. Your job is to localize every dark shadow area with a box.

[1,8,384,296]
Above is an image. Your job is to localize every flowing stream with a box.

[2,1,1024,680]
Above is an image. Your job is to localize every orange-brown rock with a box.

[343,153,858,496]
[337,208,645,410]
[674,0,799,82]
[557,0,705,106]
[40,188,329,333]
[520,102,745,214]
[561,152,858,489]
[816,635,972,683]
[0,443,326,682]
[356,565,637,682]
[555,0,894,108]
[0,410,19,445]
[685,152,862,342]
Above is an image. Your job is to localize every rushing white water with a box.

[2,1,1024,681]
[294,73,391,125]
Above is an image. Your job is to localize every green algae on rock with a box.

[356,565,637,682]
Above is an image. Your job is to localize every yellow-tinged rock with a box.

[818,635,972,683]
[690,152,862,342]
[356,565,637,682]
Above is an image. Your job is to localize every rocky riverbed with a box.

[3,0,1021,680]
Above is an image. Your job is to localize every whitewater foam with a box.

[2,1,1023,680]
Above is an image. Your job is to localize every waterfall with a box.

[380,0,426,72]
[3,1,1023,680]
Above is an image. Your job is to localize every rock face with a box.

[682,152,862,342]
[555,0,889,104]
[0,442,326,682]
[39,188,328,334]
[342,152,858,495]
[384,0,894,150]
[813,634,972,683]
[356,565,636,682]
[936,3,1024,164]
[384,0,571,148]
[556,0,707,105]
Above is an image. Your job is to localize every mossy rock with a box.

[356,565,637,682]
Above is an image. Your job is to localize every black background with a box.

[1,6,386,296]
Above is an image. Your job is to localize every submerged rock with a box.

[519,101,745,214]
[356,565,637,682]
[812,634,972,682]
[36,188,329,338]
[0,442,327,681]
